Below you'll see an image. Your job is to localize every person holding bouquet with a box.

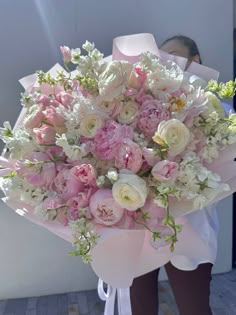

[130,35,229,315]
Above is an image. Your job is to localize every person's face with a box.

[161,39,199,69]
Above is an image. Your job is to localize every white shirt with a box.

[169,102,234,270]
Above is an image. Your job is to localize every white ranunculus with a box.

[112,170,148,211]
[98,61,132,101]
[202,92,225,119]
[118,100,139,124]
[79,113,104,138]
[153,119,190,156]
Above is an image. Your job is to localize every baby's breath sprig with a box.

[69,214,99,263]
[134,209,161,241]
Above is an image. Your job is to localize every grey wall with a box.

[0,0,234,298]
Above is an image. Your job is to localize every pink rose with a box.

[56,91,74,108]
[115,139,143,173]
[138,101,170,137]
[128,67,147,90]
[24,104,44,129]
[46,146,66,161]
[89,189,125,226]
[37,95,50,106]
[60,46,72,63]
[40,83,54,96]
[43,106,65,128]
[94,121,133,160]
[70,164,97,187]
[16,152,56,188]
[33,124,56,145]
[151,160,178,181]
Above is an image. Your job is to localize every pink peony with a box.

[115,139,143,173]
[70,164,97,187]
[138,101,170,137]
[94,121,133,160]
[33,124,56,145]
[136,89,154,104]
[89,189,125,226]
[56,91,74,108]
[151,160,178,181]
[16,152,56,188]
[60,46,72,63]
[66,188,95,221]
[43,106,65,128]
[53,167,84,200]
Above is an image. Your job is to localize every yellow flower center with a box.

[170,97,185,112]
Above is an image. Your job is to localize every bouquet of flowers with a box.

[0,33,236,288]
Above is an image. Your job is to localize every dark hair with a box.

[161,35,202,64]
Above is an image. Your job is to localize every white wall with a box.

[0,0,234,298]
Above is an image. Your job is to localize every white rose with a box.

[112,170,148,211]
[80,113,104,138]
[202,92,225,119]
[153,119,190,156]
[98,61,132,101]
[118,100,139,124]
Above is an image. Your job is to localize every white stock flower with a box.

[34,206,48,220]
[56,133,86,160]
[71,48,81,64]
[0,121,13,143]
[107,168,119,182]
[82,41,95,52]
[112,170,148,211]
[6,128,39,159]
[193,195,207,209]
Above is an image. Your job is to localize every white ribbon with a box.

[98,279,132,315]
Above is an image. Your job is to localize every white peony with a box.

[98,61,132,101]
[141,54,184,97]
[112,170,148,211]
